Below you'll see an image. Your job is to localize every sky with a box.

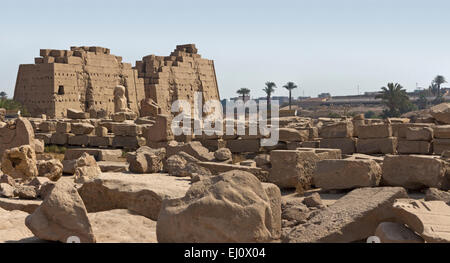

[2,0,450,100]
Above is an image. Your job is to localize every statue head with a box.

[114,85,126,98]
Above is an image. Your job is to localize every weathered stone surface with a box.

[197,161,266,181]
[64,148,122,162]
[61,159,76,174]
[284,187,408,243]
[433,125,450,139]
[313,159,381,190]
[356,137,397,154]
[166,154,210,177]
[0,183,15,198]
[88,135,113,147]
[67,108,88,119]
[240,160,256,167]
[94,126,108,137]
[37,159,63,181]
[357,124,392,139]
[0,174,15,186]
[1,145,38,181]
[71,123,94,135]
[225,139,261,153]
[303,192,323,208]
[262,183,282,239]
[382,155,448,190]
[73,153,102,184]
[269,150,321,190]
[25,180,95,243]
[214,148,232,161]
[56,122,71,133]
[97,161,128,173]
[319,137,356,154]
[14,185,37,199]
[279,128,308,142]
[140,98,160,118]
[397,140,431,154]
[406,127,433,141]
[0,117,35,159]
[433,139,450,154]
[34,139,44,154]
[145,114,174,142]
[112,123,141,136]
[430,103,450,124]
[50,133,68,145]
[254,154,270,167]
[392,123,433,138]
[375,222,424,243]
[88,209,157,243]
[127,146,165,173]
[393,199,450,243]
[166,141,214,161]
[319,122,353,138]
[0,197,41,214]
[78,172,191,220]
[0,208,36,243]
[425,188,450,205]
[112,135,146,149]
[157,170,278,242]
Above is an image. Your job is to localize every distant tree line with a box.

[0,92,30,116]
[236,81,298,109]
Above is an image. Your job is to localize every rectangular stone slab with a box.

[284,187,408,243]
[78,172,191,220]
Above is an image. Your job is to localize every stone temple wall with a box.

[135,44,220,116]
[14,44,220,118]
[14,46,145,118]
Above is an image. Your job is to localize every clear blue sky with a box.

[2,0,450,100]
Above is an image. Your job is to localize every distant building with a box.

[318,93,331,99]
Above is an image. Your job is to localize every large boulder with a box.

[214,148,232,161]
[73,153,102,184]
[0,117,35,158]
[313,159,381,190]
[25,180,96,243]
[269,150,320,190]
[166,141,215,162]
[78,172,191,220]
[319,122,353,138]
[126,146,166,173]
[382,155,449,190]
[165,153,211,177]
[145,114,174,142]
[37,159,63,181]
[157,170,278,242]
[1,145,38,181]
[393,199,450,243]
[284,187,408,242]
[357,124,392,139]
[430,103,450,124]
[71,123,95,135]
[278,128,308,142]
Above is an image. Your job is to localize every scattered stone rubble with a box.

[6,44,450,243]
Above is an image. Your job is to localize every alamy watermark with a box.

[171,92,279,146]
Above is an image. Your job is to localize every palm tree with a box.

[236,88,250,101]
[283,82,298,110]
[375,83,414,117]
[0,92,7,100]
[433,75,446,98]
[263,81,277,105]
